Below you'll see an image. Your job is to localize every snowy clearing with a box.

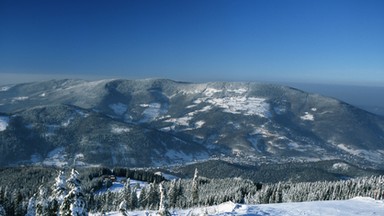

[300,112,314,121]
[227,88,247,94]
[0,86,11,91]
[111,125,131,134]
[0,116,9,131]
[11,96,29,102]
[140,103,167,122]
[90,197,384,216]
[109,103,128,115]
[207,97,270,117]
[95,178,148,196]
[42,147,68,167]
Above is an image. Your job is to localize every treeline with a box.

[1,167,384,215]
[247,175,384,204]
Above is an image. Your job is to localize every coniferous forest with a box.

[0,166,383,215]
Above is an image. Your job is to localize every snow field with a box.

[109,103,128,115]
[90,197,384,216]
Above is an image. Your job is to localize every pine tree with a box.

[0,204,5,216]
[120,179,131,209]
[25,194,36,216]
[191,168,199,207]
[118,200,128,216]
[147,183,159,210]
[50,170,67,216]
[59,169,87,216]
[157,183,170,216]
[52,170,67,203]
[130,186,139,210]
[138,186,148,209]
[168,180,178,208]
[36,185,49,216]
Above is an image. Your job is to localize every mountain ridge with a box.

[0,79,383,172]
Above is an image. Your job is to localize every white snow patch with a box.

[62,117,74,127]
[300,112,314,121]
[204,88,223,97]
[248,137,262,153]
[207,97,270,117]
[111,125,131,134]
[40,92,46,97]
[12,96,28,102]
[0,116,10,131]
[194,120,205,129]
[91,197,384,216]
[42,147,68,167]
[96,178,148,195]
[228,88,247,94]
[165,116,192,127]
[274,106,287,115]
[109,103,128,115]
[185,104,197,109]
[140,103,164,122]
[75,109,90,118]
[336,143,383,162]
[311,107,317,111]
[332,162,350,171]
[0,86,11,91]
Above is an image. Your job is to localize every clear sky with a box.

[0,0,383,86]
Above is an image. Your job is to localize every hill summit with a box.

[0,79,383,170]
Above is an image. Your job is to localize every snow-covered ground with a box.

[0,116,9,131]
[95,178,148,195]
[90,197,384,216]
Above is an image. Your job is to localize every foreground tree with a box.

[157,183,170,216]
[0,204,6,216]
[60,169,87,216]
[191,168,199,206]
[36,185,49,216]
[25,195,36,216]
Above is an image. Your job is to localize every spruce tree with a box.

[59,169,87,216]
[157,183,170,216]
[36,185,49,216]
[191,168,199,207]
[50,170,67,216]
[25,195,36,216]
[138,187,148,209]
[168,180,178,208]
[118,200,128,216]
[0,204,5,216]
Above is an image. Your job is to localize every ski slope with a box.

[90,197,384,215]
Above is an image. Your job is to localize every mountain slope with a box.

[0,79,383,169]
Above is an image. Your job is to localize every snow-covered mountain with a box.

[0,79,383,174]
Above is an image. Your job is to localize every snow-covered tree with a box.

[138,186,148,209]
[191,168,199,206]
[130,185,139,210]
[49,170,67,215]
[36,185,49,216]
[0,204,5,216]
[167,180,178,208]
[59,169,87,216]
[120,179,131,209]
[157,183,170,216]
[147,183,159,210]
[52,170,67,202]
[118,200,128,216]
[25,194,36,216]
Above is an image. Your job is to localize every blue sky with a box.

[0,0,383,85]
